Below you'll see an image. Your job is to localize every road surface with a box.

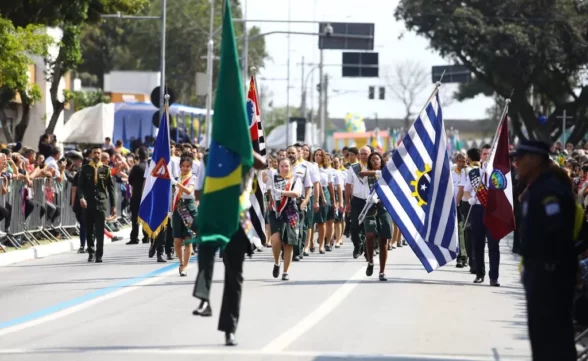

[0,237,530,361]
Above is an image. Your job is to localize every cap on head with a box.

[509,140,550,158]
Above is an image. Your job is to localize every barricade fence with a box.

[0,176,130,249]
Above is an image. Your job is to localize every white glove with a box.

[170,177,178,186]
[468,197,476,205]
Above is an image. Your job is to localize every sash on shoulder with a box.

[468,167,488,207]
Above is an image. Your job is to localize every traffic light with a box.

[379,86,385,100]
[317,83,321,93]
[368,86,375,99]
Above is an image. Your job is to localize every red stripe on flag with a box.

[484,117,515,240]
[248,77,261,142]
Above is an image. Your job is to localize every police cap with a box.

[509,139,550,158]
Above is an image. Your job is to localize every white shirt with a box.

[345,163,369,199]
[174,174,198,200]
[195,164,205,191]
[192,159,201,175]
[331,168,343,188]
[462,166,486,205]
[318,167,333,187]
[45,156,59,174]
[451,164,463,200]
[169,156,180,179]
[266,173,303,211]
[306,161,320,184]
[292,162,313,189]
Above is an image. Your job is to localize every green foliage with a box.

[64,89,111,111]
[264,106,300,135]
[453,76,495,102]
[395,0,588,142]
[0,17,49,97]
[78,0,269,106]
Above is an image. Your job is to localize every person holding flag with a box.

[138,96,173,250]
[188,0,266,347]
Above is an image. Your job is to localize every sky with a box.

[243,0,494,121]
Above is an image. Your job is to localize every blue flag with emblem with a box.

[375,91,458,272]
[138,107,172,239]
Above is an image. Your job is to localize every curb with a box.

[0,228,131,268]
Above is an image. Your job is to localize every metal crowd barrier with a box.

[1,176,130,248]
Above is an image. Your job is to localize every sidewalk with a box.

[0,227,131,267]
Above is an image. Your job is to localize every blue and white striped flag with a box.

[375,92,458,272]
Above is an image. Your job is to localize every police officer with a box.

[78,146,116,263]
[512,140,578,361]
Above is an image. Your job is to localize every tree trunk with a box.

[45,49,65,136]
[0,110,15,144]
[15,100,31,142]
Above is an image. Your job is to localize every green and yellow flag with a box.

[195,0,253,246]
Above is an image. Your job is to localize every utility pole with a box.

[318,49,324,148]
[322,73,329,149]
[242,0,249,90]
[556,109,574,145]
[205,0,215,146]
[159,0,167,116]
[285,0,291,148]
[300,56,306,121]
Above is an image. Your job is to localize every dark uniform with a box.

[515,141,578,361]
[77,161,116,262]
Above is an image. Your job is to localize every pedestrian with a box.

[77,146,116,263]
[345,146,371,259]
[127,147,149,246]
[512,140,579,361]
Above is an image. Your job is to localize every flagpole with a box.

[358,73,446,224]
[464,97,510,227]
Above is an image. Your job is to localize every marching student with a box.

[462,148,501,286]
[170,154,198,276]
[359,152,392,281]
[345,146,371,259]
[313,149,335,253]
[268,158,303,280]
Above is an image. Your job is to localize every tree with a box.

[0,17,50,142]
[64,90,111,112]
[78,0,269,107]
[395,1,588,143]
[384,60,429,129]
[0,0,150,136]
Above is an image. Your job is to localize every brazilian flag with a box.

[195,0,253,246]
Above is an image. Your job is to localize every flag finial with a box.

[164,93,170,107]
[250,66,257,75]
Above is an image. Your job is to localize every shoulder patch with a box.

[542,196,561,216]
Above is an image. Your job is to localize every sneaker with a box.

[77,247,86,254]
[366,263,374,277]
[282,273,289,281]
[379,273,387,281]
[272,264,280,278]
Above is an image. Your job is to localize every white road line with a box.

[0,264,194,337]
[0,347,529,360]
[261,266,366,353]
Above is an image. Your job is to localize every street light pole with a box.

[242,0,249,90]
[285,0,291,148]
[205,0,215,147]
[159,0,167,115]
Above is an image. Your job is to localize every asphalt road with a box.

[0,236,531,361]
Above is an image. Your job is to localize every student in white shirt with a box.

[331,156,346,248]
[313,150,336,253]
[170,155,198,277]
[267,158,303,281]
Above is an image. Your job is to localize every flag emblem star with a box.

[411,164,432,207]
